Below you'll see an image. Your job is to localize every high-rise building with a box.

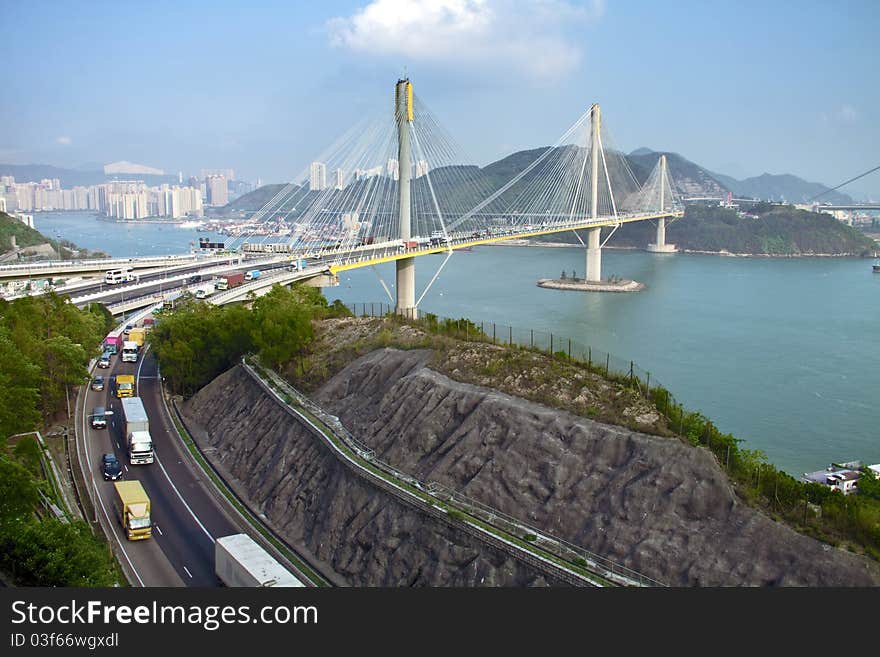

[206,175,228,206]
[334,168,345,190]
[309,162,327,191]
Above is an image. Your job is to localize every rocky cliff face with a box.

[314,348,880,586]
[181,365,569,587]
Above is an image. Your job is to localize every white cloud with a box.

[56,136,72,145]
[327,0,603,81]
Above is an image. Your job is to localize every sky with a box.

[1,0,878,198]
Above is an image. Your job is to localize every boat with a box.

[874,258,880,273]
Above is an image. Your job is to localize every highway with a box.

[78,345,240,586]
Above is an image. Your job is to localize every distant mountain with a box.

[709,171,852,204]
[628,147,655,157]
[218,183,295,215]
[627,149,728,198]
[221,146,855,215]
[0,163,178,188]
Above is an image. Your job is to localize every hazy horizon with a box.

[1,1,877,198]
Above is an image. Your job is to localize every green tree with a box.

[0,455,39,521]
[252,285,314,369]
[0,329,41,442]
[859,468,880,501]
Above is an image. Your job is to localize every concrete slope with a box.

[313,348,880,587]
[181,364,570,587]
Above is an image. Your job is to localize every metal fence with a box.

[251,359,663,586]
[344,301,665,405]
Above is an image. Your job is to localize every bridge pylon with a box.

[647,154,677,253]
[585,103,602,281]
[395,78,417,318]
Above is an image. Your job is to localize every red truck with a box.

[215,271,245,291]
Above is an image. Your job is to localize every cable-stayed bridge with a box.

[3,79,683,316]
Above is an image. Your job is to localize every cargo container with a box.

[128,327,146,347]
[113,481,151,540]
[215,271,245,291]
[244,269,262,281]
[103,335,121,355]
[215,534,304,587]
[121,397,153,465]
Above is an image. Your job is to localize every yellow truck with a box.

[113,480,151,540]
[116,374,135,398]
[128,327,146,347]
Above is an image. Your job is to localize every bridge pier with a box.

[647,217,676,253]
[584,104,603,282]
[586,227,602,282]
[647,154,676,253]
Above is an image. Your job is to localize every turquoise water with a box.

[332,247,880,476]
[35,212,880,475]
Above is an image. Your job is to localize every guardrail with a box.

[248,359,664,586]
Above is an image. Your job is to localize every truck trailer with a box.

[113,480,151,540]
[115,374,135,398]
[215,534,304,587]
[128,327,146,347]
[120,396,154,464]
[215,271,245,291]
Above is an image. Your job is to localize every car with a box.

[97,353,111,368]
[195,288,208,300]
[91,406,107,429]
[101,453,122,481]
[91,375,105,391]
[123,324,133,336]
[187,274,202,284]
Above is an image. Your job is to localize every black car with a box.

[91,375,105,391]
[97,352,111,368]
[187,274,202,284]
[101,453,122,481]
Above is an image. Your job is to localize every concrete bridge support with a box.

[585,103,603,282]
[394,78,417,318]
[647,154,676,253]
[586,227,602,282]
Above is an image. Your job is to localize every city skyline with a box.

[1,1,878,198]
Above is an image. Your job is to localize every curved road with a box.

[79,347,240,586]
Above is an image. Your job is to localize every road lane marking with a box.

[155,525,163,536]
[183,566,193,579]
[137,346,214,543]
[79,362,145,587]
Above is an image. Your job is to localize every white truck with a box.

[120,397,154,465]
[121,340,139,363]
[215,534,304,587]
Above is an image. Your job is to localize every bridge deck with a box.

[329,211,681,274]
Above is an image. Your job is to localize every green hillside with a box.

[538,203,878,256]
